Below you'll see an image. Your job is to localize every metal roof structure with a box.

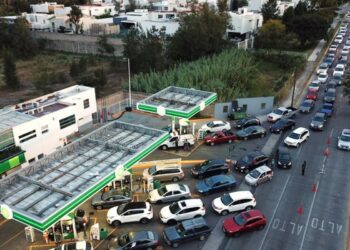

[0,109,35,134]
[0,121,169,231]
[136,86,217,118]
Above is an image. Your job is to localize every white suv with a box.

[107,202,153,227]
[284,127,310,147]
[245,165,274,186]
[159,199,206,224]
[212,191,256,216]
[335,35,343,43]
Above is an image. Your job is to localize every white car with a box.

[159,134,195,150]
[211,191,256,215]
[316,63,328,75]
[334,35,343,43]
[333,64,345,76]
[148,184,191,204]
[201,120,231,133]
[50,241,93,250]
[245,165,273,186]
[338,129,350,150]
[341,47,350,56]
[159,199,206,224]
[284,127,310,147]
[344,40,350,49]
[107,202,153,227]
[318,72,328,83]
[339,30,346,36]
[328,44,338,52]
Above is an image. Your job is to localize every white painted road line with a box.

[258,174,291,250]
[299,181,319,250]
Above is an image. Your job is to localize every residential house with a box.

[30,2,64,14]
[23,13,54,30]
[79,4,117,17]
[227,8,263,39]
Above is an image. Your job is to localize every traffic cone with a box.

[298,206,303,215]
[326,136,331,145]
[312,183,317,192]
[323,147,330,156]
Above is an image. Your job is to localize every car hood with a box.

[236,130,248,137]
[108,237,122,250]
[196,181,210,192]
[244,173,257,184]
[160,205,173,219]
[212,197,225,210]
[91,195,103,205]
[267,113,279,119]
[284,136,298,144]
[201,124,210,131]
[236,159,249,168]
[223,218,241,233]
[164,226,181,241]
[278,157,291,165]
[149,189,161,201]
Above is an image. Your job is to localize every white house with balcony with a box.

[0,85,97,169]
[227,8,262,38]
[22,13,54,30]
[79,4,117,17]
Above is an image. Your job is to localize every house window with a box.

[38,154,44,159]
[261,103,266,110]
[19,130,37,143]
[158,14,163,19]
[164,7,168,10]
[83,99,90,109]
[28,158,35,163]
[223,106,228,113]
[59,115,76,129]
[41,125,49,134]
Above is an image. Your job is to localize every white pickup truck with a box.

[267,106,297,122]
[159,134,195,150]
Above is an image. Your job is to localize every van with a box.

[143,163,184,182]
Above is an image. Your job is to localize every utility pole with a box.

[291,68,297,107]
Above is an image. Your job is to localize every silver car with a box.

[338,129,350,150]
[148,184,191,204]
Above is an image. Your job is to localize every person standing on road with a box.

[301,161,306,176]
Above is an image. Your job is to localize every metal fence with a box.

[236,37,255,50]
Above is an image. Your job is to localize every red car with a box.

[204,131,236,146]
[222,209,266,237]
[306,89,317,101]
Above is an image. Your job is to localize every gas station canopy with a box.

[0,121,169,232]
[136,86,217,118]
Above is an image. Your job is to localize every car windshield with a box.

[341,134,350,141]
[117,204,126,215]
[276,119,286,126]
[207,122,215,128]
[320,65,328,69]
[169,202,181,214]
[301,102,311,107]
[325,92,335,97]
[313,116,324,122]
[176,224,186,236]
[323,104,332,109]
[335,68,343,71]
[204,178,214,187]
[242,155,253,164]
[249,169,260,178]
[310,83,318,87]
[221,193,233,206]
[273,109,284,115]
[101,192,111,201]
[118,233,131,247]
[280,152,290,161]
[289,132,300,139]
[319,75,327,79]
[334,75,341,80]
[234,214,246,226]
[158,186,168,196]
[148,166,157,175]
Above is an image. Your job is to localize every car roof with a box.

[247,151,265,157]
[124,202,147,210]
[181,217,208,230]
[278,146,289,153]
[211,121,225,124]
[326,88,336,93]
[131,231,155,241]
[323,103,333,107]
[255,165,272,173]
[205,159,226,165]
[229,191,254,200]
[242,209,264,219]
[209,174,233,183]
[342,129,350,136]
[314,112,325,118]
[165,184,187,192]
[178,199,203,208]
[155,164,181,170]
[293,127,308,134]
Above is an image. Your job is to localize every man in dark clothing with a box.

[301,161,306,176]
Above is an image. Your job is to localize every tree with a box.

[291,14,329,46]
[167,3,229,62]
[68,6,83,34]
[3,51,20,90]
[261,0,278,23]
[256,20,299,50]
[217,0,228,13]
[126,0,136,12]
[12,18,38,58]
[115,1,121,12]
[97,35,115,55]
[294,1,308,16]
[231,0,248,11]
[282,6,294,29]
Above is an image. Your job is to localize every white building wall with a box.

[248,0,266,11]
[140,20,179,35]
[23,13,53,30]
[79,5,117,17]
[228,8,262,35]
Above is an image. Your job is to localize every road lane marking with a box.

[258,174,291,250]
[0,219,8,226]
[320,128,334,174]
[0,230,23,249]
[299,181,319,250]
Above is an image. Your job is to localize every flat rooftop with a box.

[0,121,168,231]
[137,86,217,118]
[0,109,35,134]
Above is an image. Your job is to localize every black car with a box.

[191,159,230,179]
[91,190,131,209]
[269,119,295,134]
[332,75,342,86]
[234,117,261,129]
[108,231,159,250]
[276,146,292,169]
[310,112,327,131]
[299,99,315,113]
[235,126,267,140]
[163,217,212,248]
[234,151,269,173]
[324,89,336,103]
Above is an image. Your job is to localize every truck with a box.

[159,134,195,150]
[267,106,297,122]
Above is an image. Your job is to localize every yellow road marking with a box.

[94,227,119,249]
[0,219,8,226]
[0,230,23,249]
[29,243,56,250]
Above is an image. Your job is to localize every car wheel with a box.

[228,139,233,144]
[199,235,206,241]
[221,210,229,216]
[161,145,168,150]
[140,218,149,224]
[168,219,177,225]
[257,224,265,230]
[210,142,215,146]
[233,232,241,237]
[172,243,179,248]
[112,220,121,227]
[245,206,253,211]
[172,177,180,182]
[96,205,103,210]
[244,137,248,141]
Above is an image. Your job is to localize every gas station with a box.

[0,86,217,248]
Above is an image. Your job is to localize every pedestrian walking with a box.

[301,160,306,176]
[43,231,49,244]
